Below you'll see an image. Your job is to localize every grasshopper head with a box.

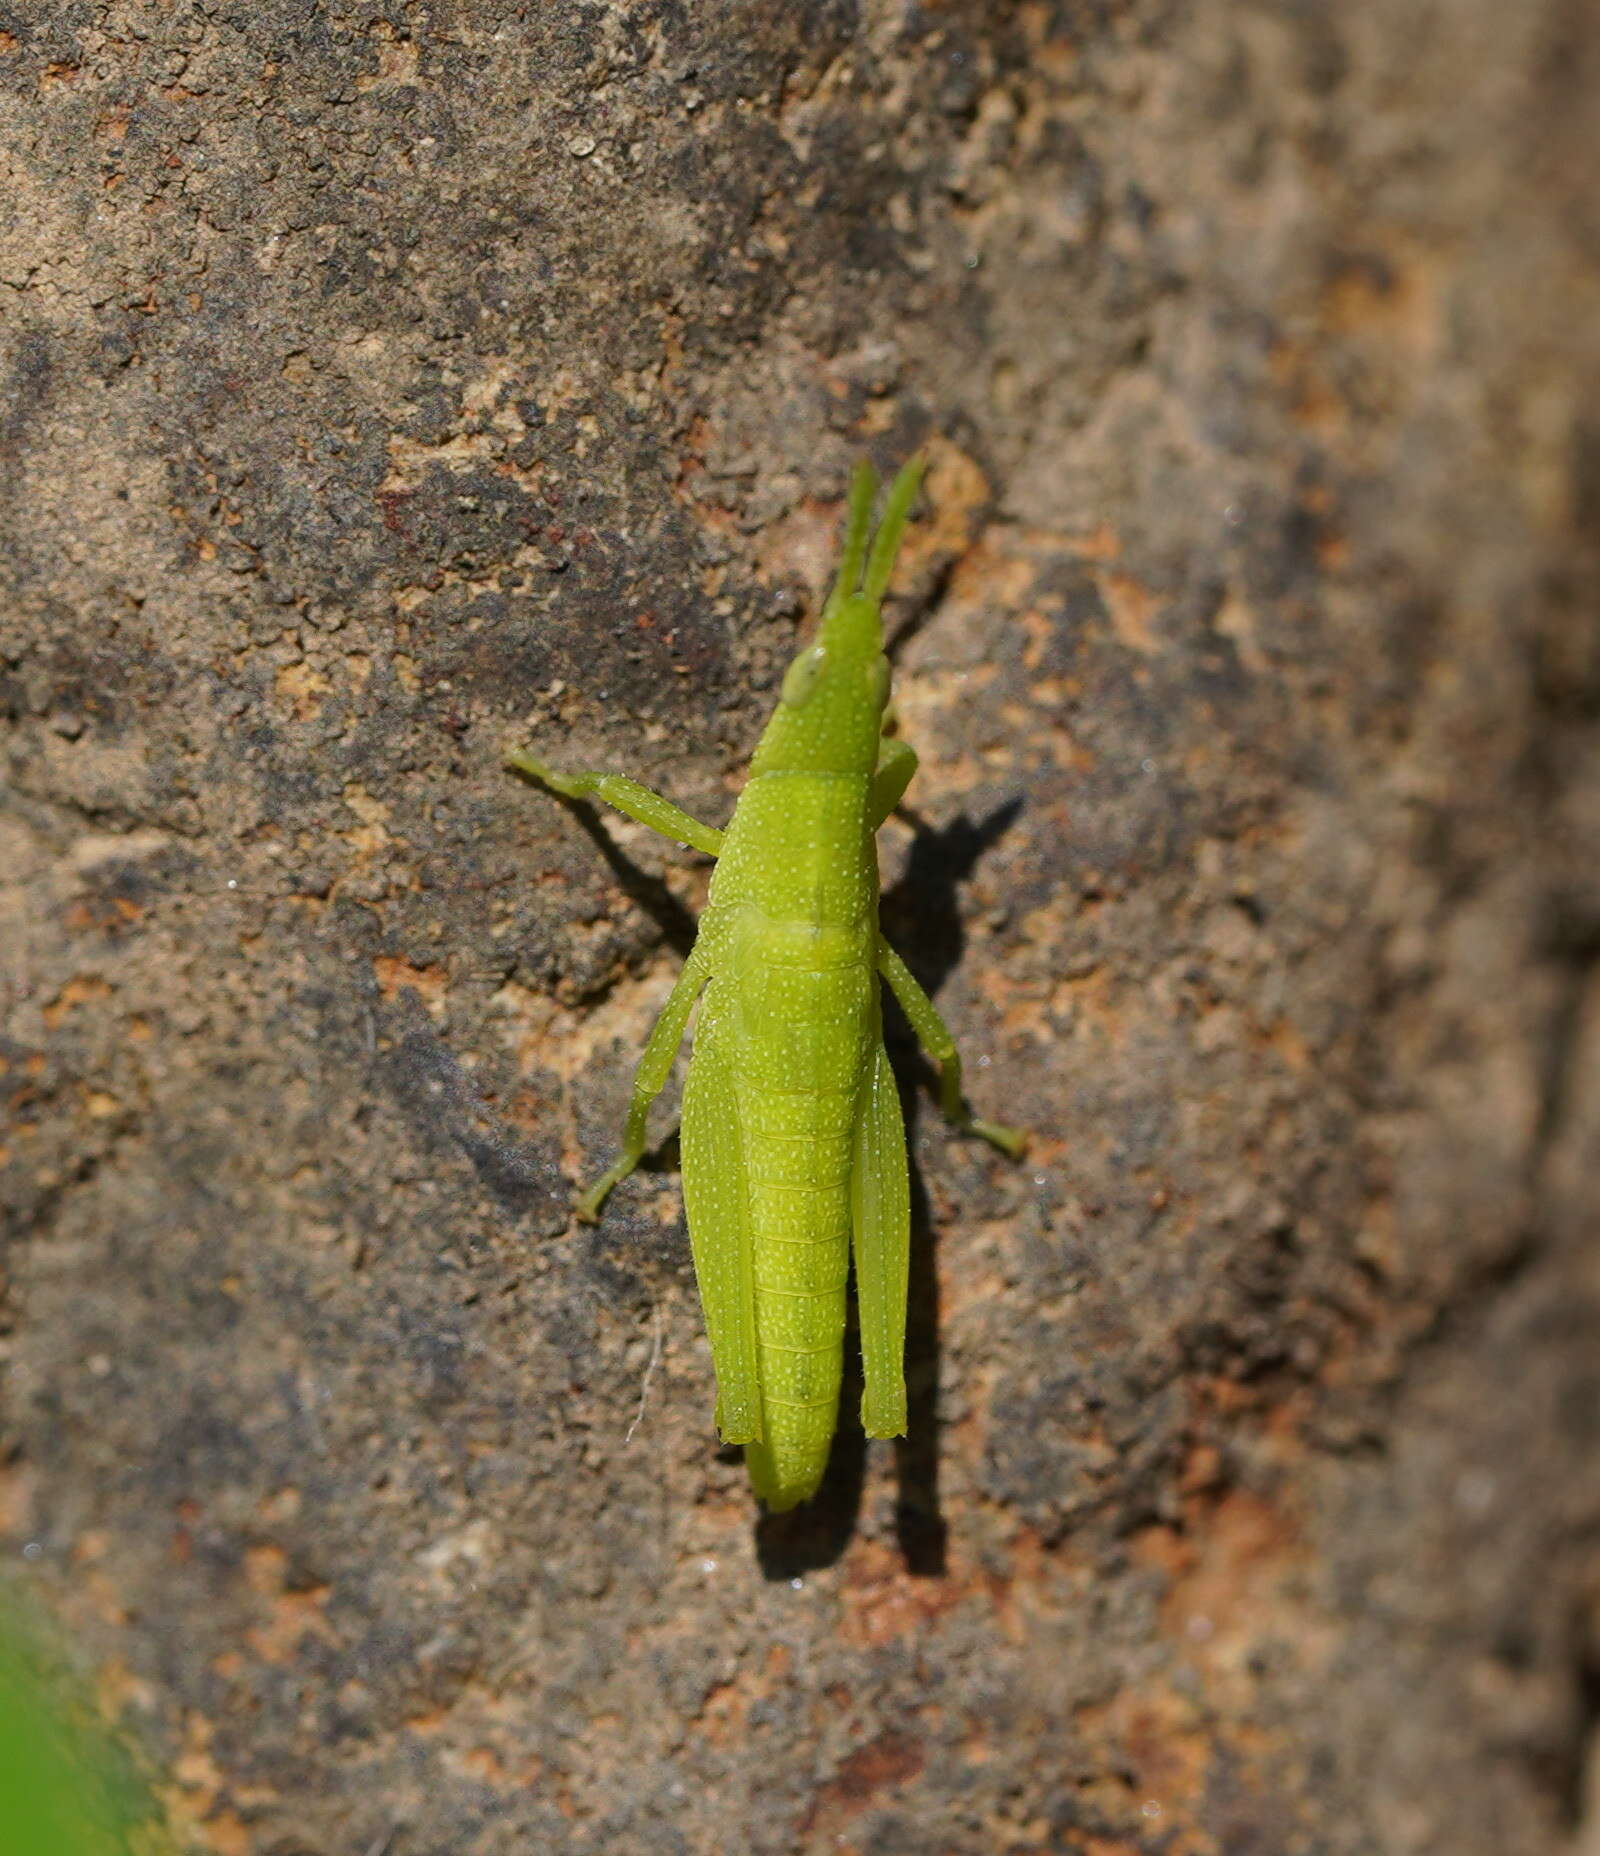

[750,457,924,778]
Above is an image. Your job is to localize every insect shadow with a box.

[754,794,1024,1580]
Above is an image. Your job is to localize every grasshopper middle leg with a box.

[574,952,711,1221]
[877,938,1026,1156]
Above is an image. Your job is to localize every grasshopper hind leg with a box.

[678,997,763,1448]
[852,1039,912,1440]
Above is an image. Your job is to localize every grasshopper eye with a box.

[781,644,828,708]
[866,654,890,711]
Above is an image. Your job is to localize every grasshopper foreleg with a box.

[507,753,724,858]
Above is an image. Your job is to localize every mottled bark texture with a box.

[3,2,1598,1853]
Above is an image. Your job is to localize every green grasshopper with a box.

[509,457,1023,1510]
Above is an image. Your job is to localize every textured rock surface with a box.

[3,2,1598,1852]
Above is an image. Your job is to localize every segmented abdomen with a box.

[736,962,873,1509]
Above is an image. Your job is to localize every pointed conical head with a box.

[750,457,925,778]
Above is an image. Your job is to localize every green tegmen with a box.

[509,457,1023,1510]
